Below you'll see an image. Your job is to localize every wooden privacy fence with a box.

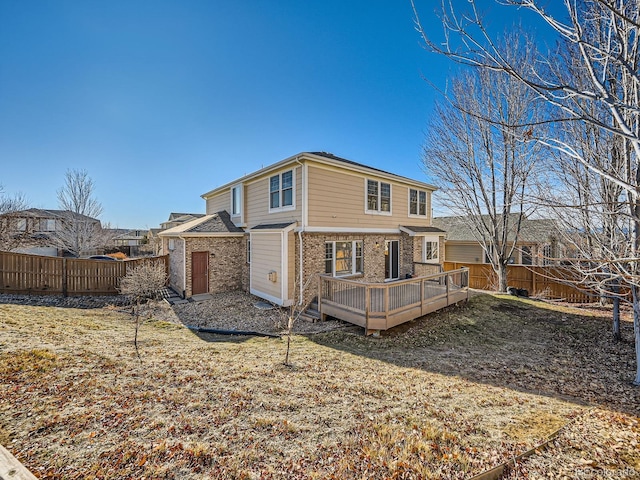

[443,262,594,302]
[0,251,169,296]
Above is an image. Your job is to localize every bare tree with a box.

[0,186,28,251]
[412,0,640,384]
[57,169,105,257]
[423,33,545,292]
[119,260,168,360]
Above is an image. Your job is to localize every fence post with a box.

[62,258,68,297]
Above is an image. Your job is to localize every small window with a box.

[269,170,294,210]
[232,185,242,216]
[168,239,175,251]
[366,179,391,214]
[409,189,428,217]
[522,246,532,265]
[423,237,439,263]
[325,240,363,276]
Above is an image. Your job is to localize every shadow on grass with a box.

[307,294,639,417]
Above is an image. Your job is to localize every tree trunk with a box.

[613,281,621,342]
[497,263,508,293]
[633,285,640,386]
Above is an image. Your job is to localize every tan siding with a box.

[250,232,282,300]
[306,165,431,229]
[206,191,230,215]
[245,166,302,227]
[445,243,484,263]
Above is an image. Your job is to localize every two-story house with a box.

[159,152,446,305]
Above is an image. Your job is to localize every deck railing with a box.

[318,268,469,334]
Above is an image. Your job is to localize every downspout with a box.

[295,156,306,305]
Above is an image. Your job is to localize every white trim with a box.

[364,178,392,216]
[299,226,400,234]
[303,163,308,228]
[398,226,444,237]
[385,239,400,281]
[161,232,245,238]
[280,228,288,304]
[250,223,296,234]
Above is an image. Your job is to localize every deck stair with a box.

[298,297,321,323]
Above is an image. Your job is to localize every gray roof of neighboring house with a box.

[17,208,100,223]
[167,212,205,221]
[432,215,558,243]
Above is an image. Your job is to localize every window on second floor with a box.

[40,219,56,231]
[16,219,26,231]
[409,189,427,217]
[231,185,242,216]
[366,179,391,214]
[269,170,294,211]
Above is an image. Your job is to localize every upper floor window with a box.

[366,179,391,214]
[409,189,427,217]
[270,170,294,210]
[231,185,242,216]
[40,219,56,231]
[16,219,26,231]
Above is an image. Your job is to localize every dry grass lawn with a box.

[0,294,638,479]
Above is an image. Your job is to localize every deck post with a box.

[365,285,370,334]
[446,272,450,305]
[318,276,327,321]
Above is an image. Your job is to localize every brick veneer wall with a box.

[164,237,186,296]
[183,236,244,297]
[295,232,410,306]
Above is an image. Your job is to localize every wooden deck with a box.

[318,268,469,334]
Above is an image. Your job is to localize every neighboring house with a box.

[2,208,102,257]
[159,152,446,305]
[160,213,206,231]
[111,229,148,247]
[432,215,560,266]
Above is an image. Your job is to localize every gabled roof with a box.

[159,211,244,237]
[432,215,557,243]
[201,152,437,199]
[166,212,205,222]
[17,208,100,223]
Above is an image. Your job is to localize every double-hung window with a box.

[325,241,363,276]
[269,170,294,210]
[366,179,391,214]
[409,189,427,217]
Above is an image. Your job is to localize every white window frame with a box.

[269,169,296,213]
[365,179,392,215]
[422,236,440,263]
[231,184,243,217]
[408,188,428,218]
[325,240,363,277]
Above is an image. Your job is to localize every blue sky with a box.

[0,0,560,229]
